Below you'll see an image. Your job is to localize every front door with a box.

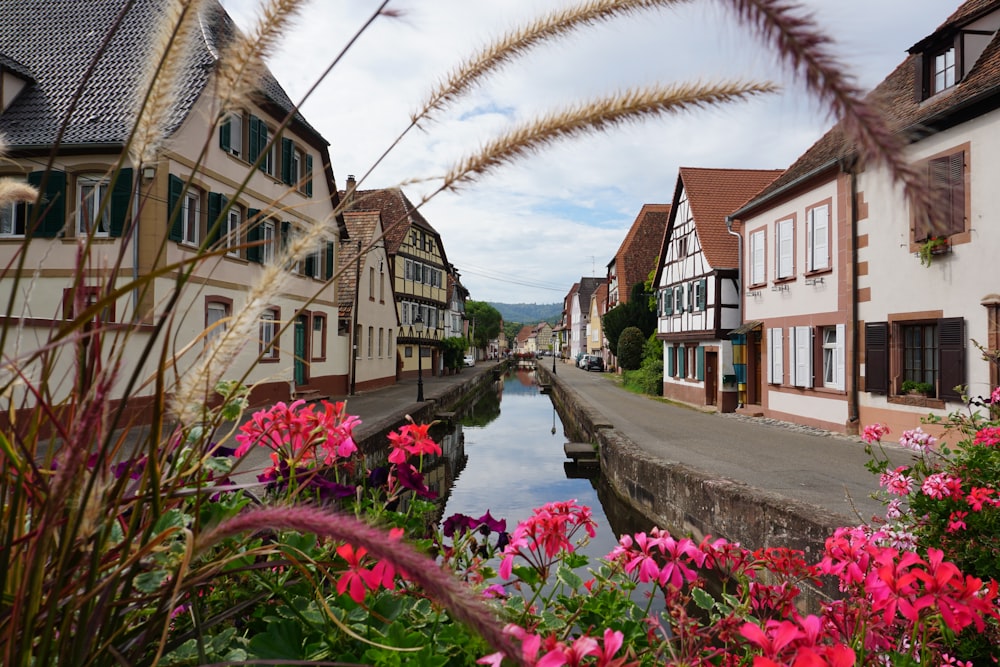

[747,328,762,405]
[705,351,718,406]
[294,315,308,386]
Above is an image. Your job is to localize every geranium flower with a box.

[861,423,890,444]
[973,426,1000,447]
[898,427,935,452]
[965,486,996,511]
[921,472,962,500]
[879,466,914,496]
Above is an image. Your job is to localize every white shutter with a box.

[835,323,845,389]
[811,206,829,271]
[777,219,793,279]
[793,326,813,387]
[769,327,783,384]
[751,230,765,284]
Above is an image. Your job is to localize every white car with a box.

[463,354,475,367]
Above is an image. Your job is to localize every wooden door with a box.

[705,351,718,406]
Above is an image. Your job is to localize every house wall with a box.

[354,243,397,389]
[394,224,447,376]
[739,177,851,433]
[856,107,1000,436]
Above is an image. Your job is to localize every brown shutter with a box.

[865,322,889,394]
[913,53,926,102]
[948,151,965,236]
[938,317,965,401]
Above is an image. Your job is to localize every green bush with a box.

[623,333,663,395]
[617,326,645,370]
[442,336,467,370]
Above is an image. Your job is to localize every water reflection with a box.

[435,370,651,563]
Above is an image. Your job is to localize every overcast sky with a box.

[221,0,951,304]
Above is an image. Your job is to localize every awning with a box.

[728,320,763,337]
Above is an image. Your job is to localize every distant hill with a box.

[489,302,562,324]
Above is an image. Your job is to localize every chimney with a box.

[345,174,356,207]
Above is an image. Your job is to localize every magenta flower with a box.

[898,427,936,452]
[879,466,914,496]
[861,423,890,444]
[973,425,1000,447]
[921,472,962,500]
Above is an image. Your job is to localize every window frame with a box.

[821,324,845,390]
[261,220,276,265]
[312,313,327,361]
[775,217,795,281]
[226,206,241,256]
[259,307,280,362]
[205,297,232,344]
[77,174,111,237]
[911,144,970,246]
[865,315,965,403]
[0,200,26,237]
[749,229,766,287]
[805,202,831,273]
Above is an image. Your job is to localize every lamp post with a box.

[414,313,425,402]
[552,335,557,375]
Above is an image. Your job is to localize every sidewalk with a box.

[546,360,910,525]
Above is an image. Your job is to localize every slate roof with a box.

[0,0,324,149]
[609,203,670,304]
[342,187,448,266]
[575,277,604,317]
[736,0,1000,215]
[673,167,783,269]
[338,210,383,317]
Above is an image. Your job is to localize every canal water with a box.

[434,368,651,565]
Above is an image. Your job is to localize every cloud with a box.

[221,0,951,303]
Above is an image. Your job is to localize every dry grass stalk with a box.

[417,0,688,124]
[215,0,306,115]
[131,0,205,166]
[443,80,777,190]
[0,180,38,206]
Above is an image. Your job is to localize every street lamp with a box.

[414,313,425,402]
[552,335,557,375]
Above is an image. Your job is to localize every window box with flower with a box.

[918,235,950,266]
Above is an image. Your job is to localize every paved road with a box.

[550,360,911,524]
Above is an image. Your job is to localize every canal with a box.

[433,367,650,564]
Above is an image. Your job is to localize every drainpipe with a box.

[726,215,743,409]
[349,239,361,396]
[845,158,861,431]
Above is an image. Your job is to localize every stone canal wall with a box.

[539,365,842,598]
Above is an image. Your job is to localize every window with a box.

[789,326,813,387]
[184,190,206,248]
[206,300,230,342]
[676,236,688,258]
[78,175,110,236]
[259,309,279,360]
[693,278,707,311]
[379,269,385,302]
[767,327,783,384]
[369,267,375,299]
[806,204,829,272]
[775,218,794,280]
[405,346,413,358]
[63,285,115,323]
[822,325,845,390]
[378,327,384,357]
[312,314,326,360]
[749,229,765,286]
[306,250,321,279]
[865,318,965,402]
[920,150,966,239]
[0,200,26,236]
[933,46,956,93]
[261,220,275,264]
[220,113,244,158]
[368,326,374,358]
[248,115,274,176]
[226,207,241,256]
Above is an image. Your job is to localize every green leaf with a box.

[556,564,583,590]
[691,587,716,611]
[153,509,189,534]
[248,618,305,659]
[134,569,169,593]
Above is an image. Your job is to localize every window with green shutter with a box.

[696,346,704,381]
[27,170,67,238]
[246,208,261,263]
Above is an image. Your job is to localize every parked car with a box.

[464,354,475,367]
[583,355,604,372]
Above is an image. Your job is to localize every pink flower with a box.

[990,386,1000,404]
[946,510,968,533]
[885,498,903,520]
[898,427,935,452]
[861,423,890,444]
[973,426,1000,447]
[880,466,914,496]
[966,486,996,511]
[921,472,962,500]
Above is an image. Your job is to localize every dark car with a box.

[583,355,604,372]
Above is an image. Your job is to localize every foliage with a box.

[862,387,1000,663]
[918,235,950,267]
[603,284,656,355]
[466,301,504,351]
[443,336,468,370]
[489,303,562,325]
[901,379,934,395]
[617,327,646,371]
[623,333,664,396]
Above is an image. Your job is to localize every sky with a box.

[221,0,952,304]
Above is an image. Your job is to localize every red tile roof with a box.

[610,204,670,303]
[338,211,382,316]
[677,167,784,269]
[341,186,447,264]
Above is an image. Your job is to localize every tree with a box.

[617,326,645,370]
[465,301,502,351]
[603,282,656,354]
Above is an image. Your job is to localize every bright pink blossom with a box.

[861,423,890,444]
[990,386,1000,404]
[898,427,935,452]
[973,426,1000,447]
[921,472,962,500]
[879,466,914,496]
[965,486,996,511]
[946,510,968,533]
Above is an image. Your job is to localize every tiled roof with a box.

[677,167,783,269]
[338,210,382,313]
[342,187,446,263]
[0,0,324,149]
[576,277,604,315]
[739,0,1000,213]
[516,324,534,342]
[610,203,670,303]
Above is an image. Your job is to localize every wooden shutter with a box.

[768,327,783,384]
[167,174,184,242]
[304,253,315,277]
[793,326,813,387]
[325,241,334,279]
[809,206,829,271]
[687,283,694,312]
[27,170,67,238]
[696,346,704,381]
[207,192,223,247]
[751,231,764,284]
[678,345,686,378]
[109,168,132,238]
[305,154,313,196]
[836,323,846,390]
[248,115,261,162]
[697,278,707,310]
[777,219,793,279]
[947,151,965,236]
[938,317,965,401]
[281,137,294,185]
[864,322,889,394]
[663,288,673,315]
[246,208,261,263]
[667,345,675,376]
[219,117,231,152]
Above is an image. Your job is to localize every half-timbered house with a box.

[653,167,782,411]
